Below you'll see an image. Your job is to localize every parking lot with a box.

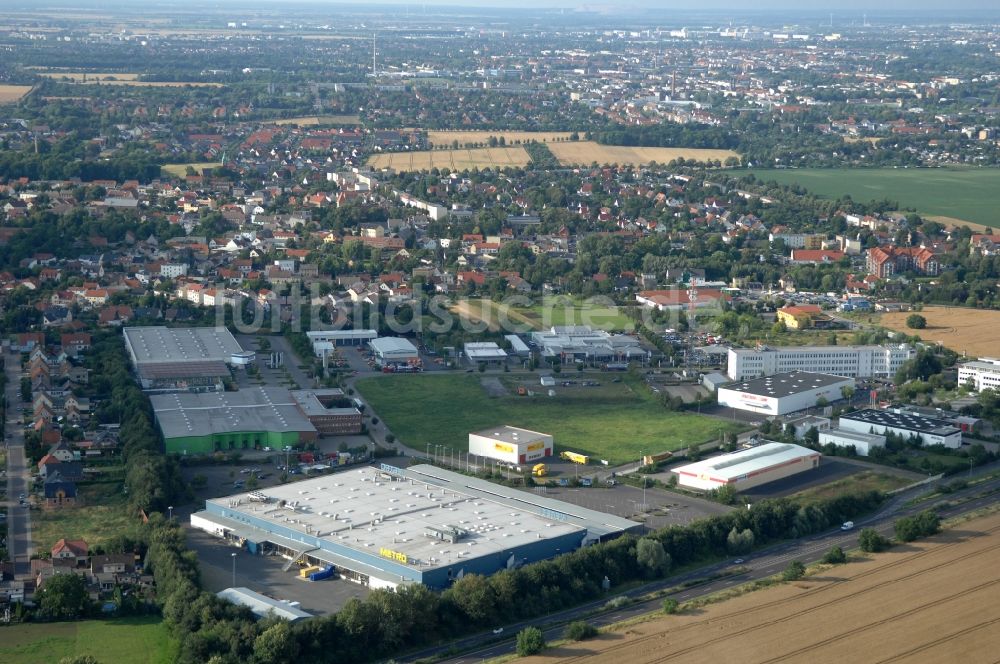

[185,528,370,616]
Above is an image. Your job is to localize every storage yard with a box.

[527,512,1000,664]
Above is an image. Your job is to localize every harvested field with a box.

[0,85,32,104]
[37,72,140,81]
[528,512,1000,664]
[879,305,1000,357]
[368,146,530,171]
[425,130,573,147]
[161,162,222,177]
[268,115,361,126]
[548,141,739,166]
[57,80,223,88]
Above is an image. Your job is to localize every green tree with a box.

[661,598,680,614]
[253,621,300,664]
[906,314,927,329]
[821,545,846,564]
[565,620,598,640]
[859,527,890,553]
[636,538,672,577]
[516,626,546,656]
[37,573,90,619]
[782,560,805,581]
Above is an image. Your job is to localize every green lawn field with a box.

[515,296,634,332]
[356,373,743,465]
[747,167,1000,227]
[0,617,177,664]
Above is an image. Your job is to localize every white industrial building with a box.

[838,409,963,449]
[727,344,914,381]
[818,428,886,456]
[957,359,1000,392]
[672,442,821,492]
[468,426,553,465]
[123,326,254,392]
[530,326,646,366]
[717,371,854,416]
[191,464,638,589]
[307,329,378,352]
[368,337,419,366]
[464,342,508,366]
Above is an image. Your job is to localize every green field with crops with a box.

[0,617,177,664]
[747,167,1000,227]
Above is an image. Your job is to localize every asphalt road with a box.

[3,351,32,575]
[402,471,1000,664]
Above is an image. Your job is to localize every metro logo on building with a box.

[379,547,408,564]
[494,442,514,453]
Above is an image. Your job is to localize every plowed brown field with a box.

[526,512,1000,664]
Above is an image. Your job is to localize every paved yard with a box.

[185,528,370,616]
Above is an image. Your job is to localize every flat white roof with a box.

[124,326,245,365]
[673,443,819,482]
[307,329,378,340]
[465,342,508,360]
[469,425,551,446]
[369,337,418,354]
[151,387,316,439]
[206,466,585,572]
[217,587,312,621]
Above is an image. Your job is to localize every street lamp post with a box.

[168,506,173,521]
[231,552,237,588]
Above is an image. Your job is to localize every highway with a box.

[3,351,32,576]
[401,471,1000,663]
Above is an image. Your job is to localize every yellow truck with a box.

[532,463,548,477]
[560,451,589,465]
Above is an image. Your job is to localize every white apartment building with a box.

[160,263,189,278]
[958,359,1000,392]
[727,345,914,381]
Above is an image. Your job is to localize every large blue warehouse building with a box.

[191,464,641,589]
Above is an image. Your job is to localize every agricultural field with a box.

[548,141,739,166]
[355,373,743,465]
[878,305,1000,357]
[0,85,33,104]
[425,130,573,147]
[267,114,362,126]
[448,296,633,333]
[367,146,531,171]
[32,483,145,552]
[55,80,223,88]
[747,167,1000,228]
[0,617,178,664]
[37,72,140,81]
[528,512,1000,664]
[161,162,222,178]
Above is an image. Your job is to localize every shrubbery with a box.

[565,620,598,641]
[894,510,940,542]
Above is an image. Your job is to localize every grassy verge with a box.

[790,471,913,504]
[0,616,178,664]
[356,373,743,465]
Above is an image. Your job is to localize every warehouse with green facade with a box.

[151,386,318,454]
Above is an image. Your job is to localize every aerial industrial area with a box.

[1,1,999,663]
